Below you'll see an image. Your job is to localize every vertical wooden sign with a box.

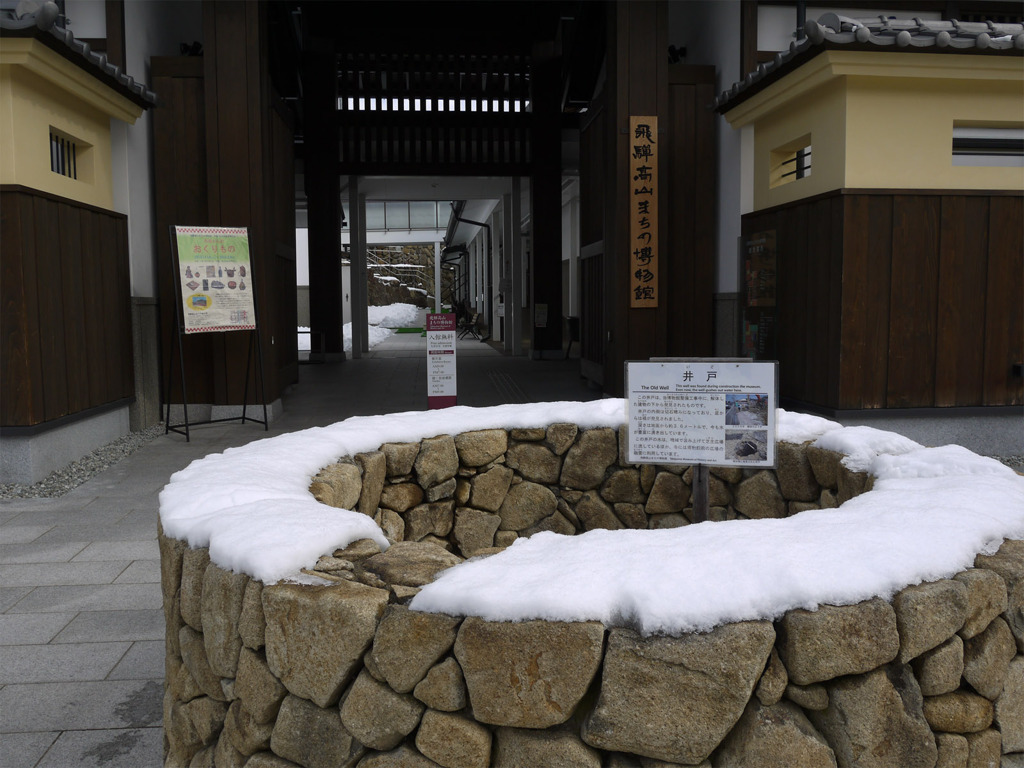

[629,116,658,308]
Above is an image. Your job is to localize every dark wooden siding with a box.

[151,1,297,411]
[742,189,1023,410]
[1,187,133,427]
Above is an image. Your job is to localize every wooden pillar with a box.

[302,26,345,358]
[603,0,670,394]
[529,41,563,358]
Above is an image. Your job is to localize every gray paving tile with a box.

[107,640,165,680]
[11,583,161,613]
[5,507,129,527]
[36,727,163,768]
[113,560,161,584]
[71,540,159,562]
[0,641,131,684]
[53,609,163,643]
[0,731,59,768]
[0,612,75,645]
[0,561,130,587]
[0,587,33,613]
[0,540,89,564]
[0,525,53,544]
[31,523,158,545]
[0,679,163,731]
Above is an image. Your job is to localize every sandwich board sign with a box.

[173,226,256,334]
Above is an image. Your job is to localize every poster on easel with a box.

[173,226,256,334]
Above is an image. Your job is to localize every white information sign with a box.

[626,360,778,467]
[426,313,457,409]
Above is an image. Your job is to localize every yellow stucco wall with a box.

[0,38,143,210]
[725,51,1024,211]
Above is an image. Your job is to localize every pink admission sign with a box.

[426,313,457,409]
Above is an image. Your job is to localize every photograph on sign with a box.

[625,360,778,467]
[174,226,256,334]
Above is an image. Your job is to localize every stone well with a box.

[159,404,1024,768]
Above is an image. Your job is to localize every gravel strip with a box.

[0,424,165,499]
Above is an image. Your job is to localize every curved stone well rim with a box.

[158,400,1024,635]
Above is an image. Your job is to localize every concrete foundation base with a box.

[0,405,131,485]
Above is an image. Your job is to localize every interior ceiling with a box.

[276,0,604,249]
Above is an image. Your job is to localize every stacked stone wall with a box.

[161,426,1024,768]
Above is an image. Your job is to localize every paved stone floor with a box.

[0,332,599,767]
[1,325,1019,767]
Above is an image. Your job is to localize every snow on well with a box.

[158,400,1024,635]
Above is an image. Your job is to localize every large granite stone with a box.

[380,483,425,513]
[453,507,501,557]
[776,598,899,685]
[645,472,689,514]
[164,694,228,766]
[922,690,994,733]
[892,578,967,662]
[810,663,937,768]
[600,469,646,504]
[238,579,265,651]
[415,435,460,488]
[415,710,492,768]
[934,732,969,768]
[263,581,388,707]
[545,424,578,455]
[733,471,786,519]
[776,441,820,502]
[200,565,249,678]
[356,745,444,768]
[223,699,274,756]
[505,442,563,484]
[454,617,605,728]
[911,634,964,696]
[360,540,462,588]
[454,429,508,467]
[270,694,364,768]
[468,466,514,513]
[560,428,618,490]
[963,616,1016,700]
[370,604,462,693]
[995,655,1024,752]
[405,501,455,542]
[356,451,387,516]
[497,481,557,531]
[713,700,837,768]
[975,539,1024,651]
[413,657,468,712]
[179,625,228,701]
[180,547,211,632]
[805,445,842,489]
[382,442,420,477]
[755,647,788,707]
[965,729,1002,767]
[235,647,286,724]
[574,490,624,532]
[955,568,1008,640]
[493,726,602,768]
[311,461,362,510]
[581,622,775,764]
[340,669,425,751]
